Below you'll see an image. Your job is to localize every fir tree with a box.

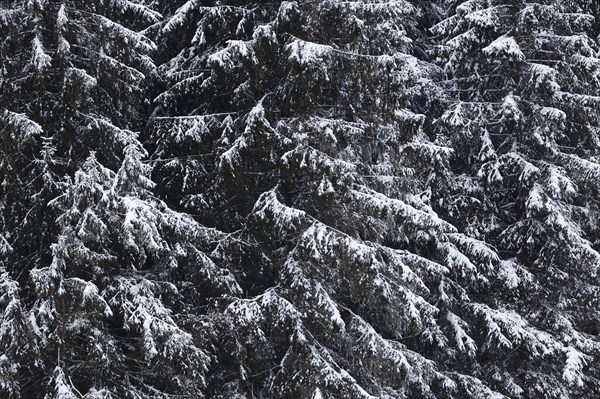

[433,0,600,396]
[151,0,513,397]
[2,0,600,397]
[0,1,231,397]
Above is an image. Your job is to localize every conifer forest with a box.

[2,0,600,398]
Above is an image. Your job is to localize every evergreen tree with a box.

[0,0,158,282]
[151,0,514,397]
[0,1,233,397]
[2,0,600,397]
[433,0,600,396]
[28,144,235,397]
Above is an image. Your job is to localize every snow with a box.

[442,241,478,276]
[32,36,51,71]
[172,116,211,143]
[252,24,276,43]
[110,0,162,23]
[1,110,43,139]
[110,277,209,367]
[121,196,165,255]
[317,176,335,196]
[277,1,298,24]
[308,345,377,399]
[453,374,506,399]
[394,109,426,125]
[282,144,356,176]
[0,8,19,26]
[100,52,147,81]
[528,62,560,92]
[287,39,332,66]
[447,312,476,356]
[538,106,566,123]
[97,14,157,53]
[58,35,70,55]
[252,190,305,234]
[50,367,78,399]
[66,67,97,90]
[562,346,588,387]
[487,153,540,185]
[84,117,133,149]
[162,0,199,33]
[208,40,256,70]
[314,285,345,332]
[465,7,500,29]
[84,388,113,399]
[525,184,547,215]
[501,94,521,121]
[324,0,415,16]
[442,102,465,127]
[497,260,521,289]
[546,165,576,200]
[472,304,561,357]
[350,187,456,232]
[455,0,484,15]
[0,235,12,256]
[483,36,524,60]
[56,4,68,29]
[323,126,337,144]
[398,251,448,279]
[218,135,247,171]
[447,28,478,50]
[351,315,410,373]
[478,129,496,162]
[447,233,499,265]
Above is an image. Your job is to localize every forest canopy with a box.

[1,0,600,398]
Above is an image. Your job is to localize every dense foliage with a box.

[1,0,600,397]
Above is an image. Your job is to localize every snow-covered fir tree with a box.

[149,0,527,397]
[432,0,600,397]
[0,1,232,397]
[2,0,600,397]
